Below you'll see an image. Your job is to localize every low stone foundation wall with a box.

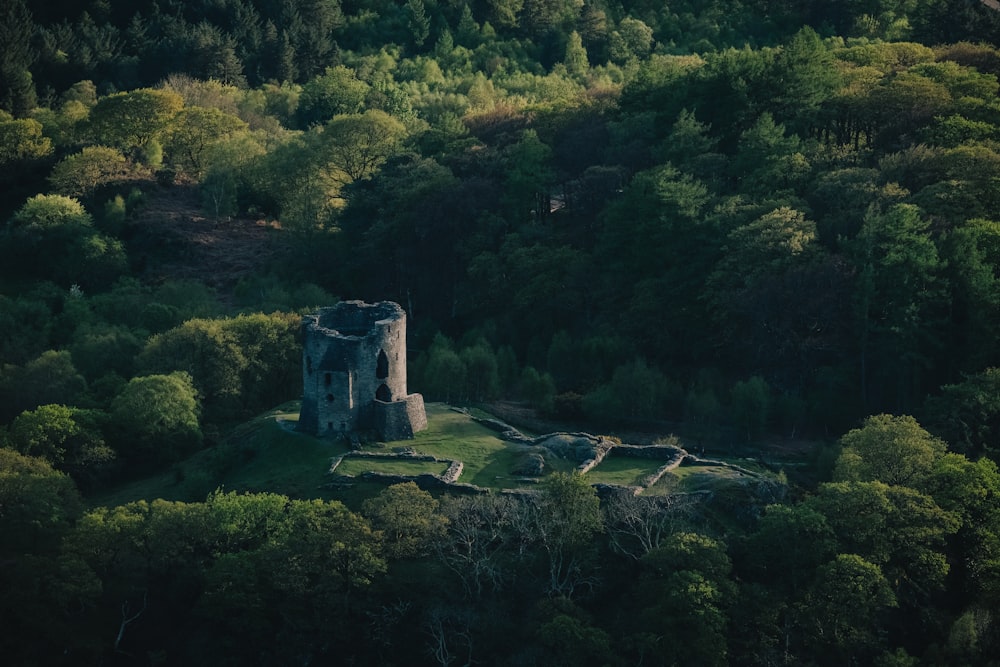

[467,413,534,444]
[603,444,689,488]
[328,412,769,497]
[440,460,463,483]
[329,449,467,489]
[331,450,427,473]
[577,455,603,475]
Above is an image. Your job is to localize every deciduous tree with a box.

[110,371,202,465]
[86,88,183,155]
[0,449,95,664]
[296,65,369,127]
[0,117,52,165]
[435,494,522,600]
[138,318,246,421]
[609,17,653,64]
[318,109,407,192]
[163,106,248,178]
[625,533,734,666]
[730,375,772,441]
[47,145,129,196]
[5,404,114,484]
[740,503,837,596]
[604,492,698,559]
[806,481,960,599]
[533,472,603,596]
[362,482,448,558]
[0,349,87,421]
[834,413,947,489]
[799,554,897,664]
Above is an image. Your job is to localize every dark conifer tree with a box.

[0,0,38,115]
[230,0,263,84]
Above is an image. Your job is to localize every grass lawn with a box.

[333,457,450,477]
[404,403,575,488]
[583,455,663,487]
[212,407,348,497]
[91,402,578,507]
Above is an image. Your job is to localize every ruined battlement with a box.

[299,301,426,441]
[314,300,400,337]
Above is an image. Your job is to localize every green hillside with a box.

[97,401,758,507]
[7,0,1000,664]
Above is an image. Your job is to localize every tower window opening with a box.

[376,349,389,379]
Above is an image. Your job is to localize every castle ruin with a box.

[299,301,427,441]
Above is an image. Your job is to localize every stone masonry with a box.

[299,301,427,440]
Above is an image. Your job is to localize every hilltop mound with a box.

[94,402,785,512]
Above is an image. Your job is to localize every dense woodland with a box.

[5,0,1000,664]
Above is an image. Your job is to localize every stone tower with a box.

[299,301,427,440]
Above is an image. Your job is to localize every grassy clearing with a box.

[92,402,576,507]
[212,409,347,497]
[583,456,662,486]
[334,457,450,477]
[403,403,575,488]
[92,401,783,509]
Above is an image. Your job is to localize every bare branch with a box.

[114,590,148,653]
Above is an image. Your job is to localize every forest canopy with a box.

[5,0,1000,664]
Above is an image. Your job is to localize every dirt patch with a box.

[127,183,290,302]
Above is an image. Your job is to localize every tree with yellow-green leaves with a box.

[835,413,947,489]
[317,109,408,191]
[163,106,248,178]
[362,482,448,559]
[0,115,52,165]
[1,194,126,288]
[48,146,129,196]
[109,371,202,466]
[534,472,604,597]
[86,88,183,156]
[4,404,114,484]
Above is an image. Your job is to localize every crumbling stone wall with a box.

[373,394,428,440]
[299,301,426,440]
